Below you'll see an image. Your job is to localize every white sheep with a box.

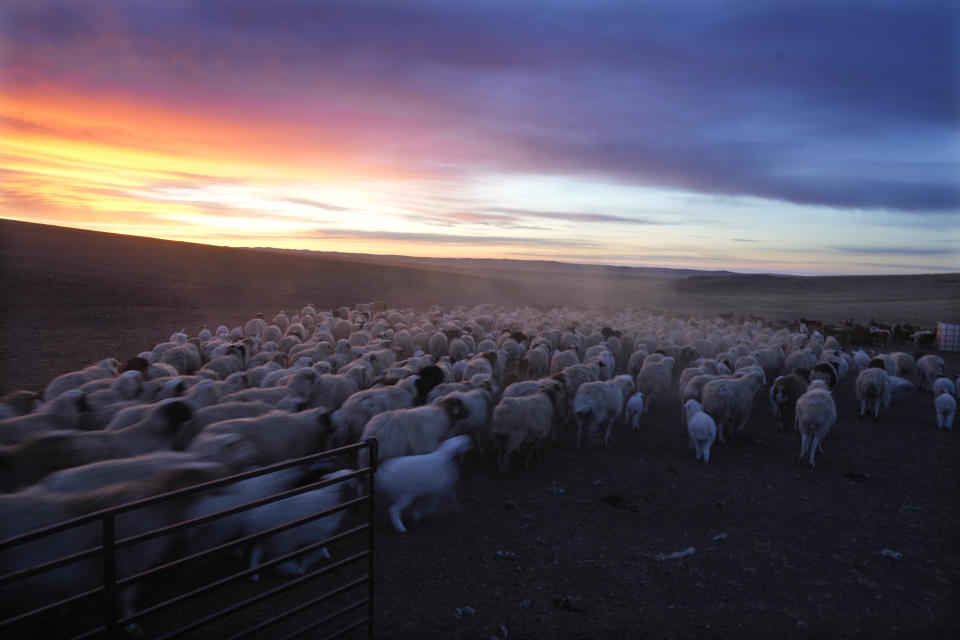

[0,463,226,628]
[188,407,334,467]
[358,396,468,466]
[573,375,634,448]
[377,435,472,533]
[769,373,808,432]
[221,368,316,405]
[935,392,956,430]
[305,372,361,412]
[916,355,945,392]
[491,381,564,471]
[43,357,120,401]
[329,377,424,446]
[795,380,837,467]
[550,348,580,375]
[439,389,494,454]
[624,392,646,431]
[0,400,195,492]
[22,451,206,494]
[700,369,765,442]
[683,399,717,462]
[932,377,956,399]
[0,389,90,445]
[855,368,892,421]
[635,355,675,413]
[244,469,359,579]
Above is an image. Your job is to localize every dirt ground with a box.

[1,220,959,639]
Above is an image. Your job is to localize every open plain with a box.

[1,219,959,639]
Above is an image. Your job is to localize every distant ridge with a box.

[251,246,737,279]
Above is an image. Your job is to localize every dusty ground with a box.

[1,220,959,639]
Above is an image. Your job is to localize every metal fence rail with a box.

[0,438,378,639]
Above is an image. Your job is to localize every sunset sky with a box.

[1,0,957,275]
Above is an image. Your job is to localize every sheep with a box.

[795,380,837,467]
[491,381,565,471]
[377,435,472,533]
[463,351,500,383]
[198,340,252,380]
[889,352,917,382]
[159,342,202,375]
[626,348,648,379]
[916,355,945,393]
[683,399,717,462]
[700,369,765,443]
[855,367,892,421]
[22,450,205,494]
[0,390,42,420]
[440,389,494,454]
[522,345,551,379]
[932,377,956,399]
[636,355,676,413]
[550,348,580,375]
[0,464,228,631]
[935,392,956,430]
[187,407,334,467]
[769,373,808,432]
[624,392,646,430]
[0,389,90,445]
[329,376,426,446]
[304,372,361,412]
[244,469,359,579]
[783,348,816,374]
[809,361,839,392]
[43,357,119,401]
[0,400,194,491]
[869,354,897,376]
[221,368,317,405]
[244,315,268,338]
[82,370,145,428]
[358,396,468,467]
[851,348,871,372]
[573,375,635,448]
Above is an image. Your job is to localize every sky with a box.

[1,0,958,275]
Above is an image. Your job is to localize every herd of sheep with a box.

[0,302,957,632]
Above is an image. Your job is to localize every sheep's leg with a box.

[388,498,411,533]
[248,545,264,582]
[576,424,583,450]
[523,442,537,468]
[276,559,306,577]
[534,438,543,461]
[471,432,485,455]
[603,420,614,447]
[798,433,810,462]
[299,547,331,573]
[498,449,513,473]
[702,441,711,462]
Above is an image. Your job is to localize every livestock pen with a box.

[0,439,378,640]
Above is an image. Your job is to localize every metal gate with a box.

[0,438,378,639]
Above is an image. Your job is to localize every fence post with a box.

[102,512,120,639]
[367,437,377,639]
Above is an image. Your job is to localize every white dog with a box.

[377,435,472,533]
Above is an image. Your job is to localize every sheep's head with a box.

[438,396,468,423]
